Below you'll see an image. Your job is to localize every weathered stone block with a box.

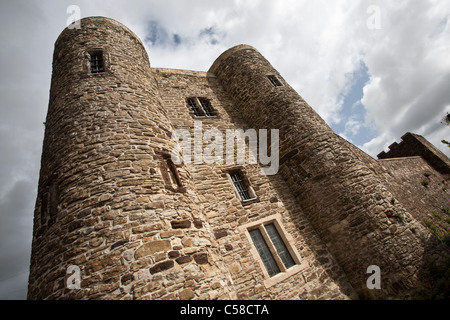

[193,253,208,265]
[171,220,191,229]
[175,256,193,265]
[68,220,85,233]
[110,240,128,251]
[77,208,92,219]
[179,288,195,300]
[168,250,180,258]
[214,230,228,239]
[149,260,174,274]
[193,219,203,229]
[135,240,171,259]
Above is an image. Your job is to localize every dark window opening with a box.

[186,97,216,118]
[40,188,49,226]
[158,153,186,193]
[187,98,202,117]
[90,51,105,74]
[166,159,182,190]
[198,98,214,117]
[229,170,255,202]
[40,179,59,227]
[267,75,283,87]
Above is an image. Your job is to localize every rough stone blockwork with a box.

[209,45,450,299]
[28,17,449,300]
[378,132,450,175]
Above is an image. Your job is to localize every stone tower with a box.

[28,17,449,300]
[27,17,235,300]
[209,45,450,298]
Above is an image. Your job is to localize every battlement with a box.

[378,132,450,175]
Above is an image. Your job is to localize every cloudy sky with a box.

[0,0,449,299]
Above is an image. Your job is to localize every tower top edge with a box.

[55,16,146,49]
[208,44,258,74]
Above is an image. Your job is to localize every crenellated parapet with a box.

[378,132,450,174]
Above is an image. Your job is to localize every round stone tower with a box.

[28,17,234,300]
[209,45,447,298]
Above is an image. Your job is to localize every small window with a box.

[90,51,105,74]
[267,75,283,87]
[198,98,214,117]
[166,159,182,190]
[186,97,216,118]
[187,98,202,117]
[228,170,256,202]
[40,179,59,227]
[159,153,186,193]
[40,188,49,226]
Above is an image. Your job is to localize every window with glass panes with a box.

[248,223,296,277]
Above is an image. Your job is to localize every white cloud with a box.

[359,0,450,157]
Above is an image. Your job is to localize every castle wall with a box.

[152,68,356,299]
[209,45,449,298]
[29,17,449,300]
[378,156,450,241]
[28,17,235,300]
[378,133,450,175]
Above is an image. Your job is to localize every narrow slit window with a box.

[265,223,295,269]
[229,170,252,201]
[159,153,186,193]
[167,162,182,189]
[40,179,59,227]
[166,158,183,189]
[267,75,283,87]
[249,228,281,277]
[90,51,105,74]
[40,188,49,226]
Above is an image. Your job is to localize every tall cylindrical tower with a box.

[209,45,448,298]
[28,17,234,300]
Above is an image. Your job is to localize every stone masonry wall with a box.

[28,17,235,300]
[29,17,450,300]
[152,68,356,299]
[378,156,450,244]
[29,17,355,301]
[378,133,450,174]
[209,45,450,298]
